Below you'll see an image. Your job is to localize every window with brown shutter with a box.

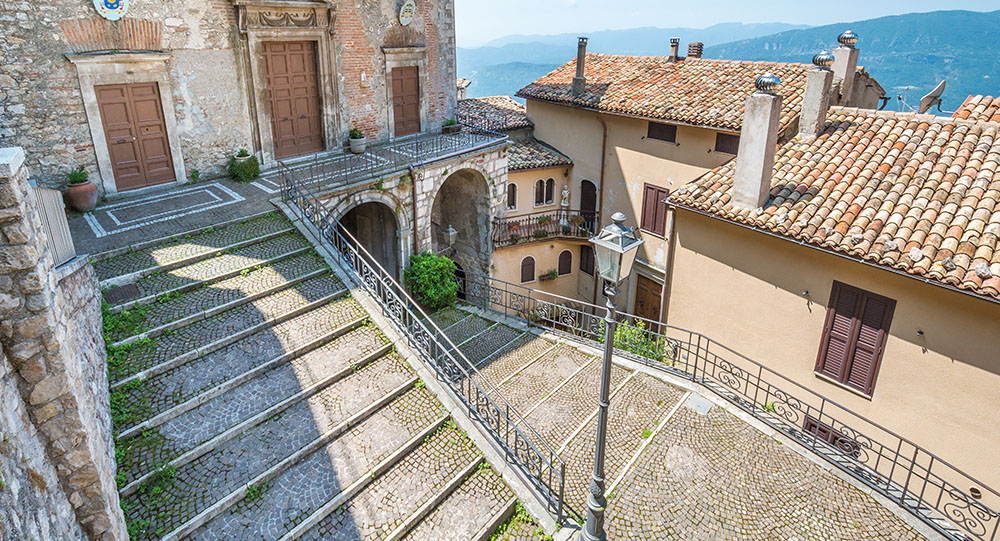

[580,245,594,276]
[558,250,572,276]
[815,282,895,396]
[640,184,669,236]
[647,121,677,143]
[520,256,535,283]
[506,183,517,210]
[715,133,740,154]
[545,178,555,204]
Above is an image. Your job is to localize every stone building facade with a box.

[0,147,125,539]
[0,0,458,196]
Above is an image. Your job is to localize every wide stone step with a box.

[428,306,468,329]
[105,232,313,309]
[108,274,350,384]
[187,387,447,541]
[297,420,482,541]
[113,322,385,476]
[458,321,525,366]
[106,251,331,345]
[119,354,416,539]
[440,313,492,345]
[403,464,515,541]
[494,344,595,413]
[93,212,292,282]
[474,334,556,389]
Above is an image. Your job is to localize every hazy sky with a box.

[455,1,999,47]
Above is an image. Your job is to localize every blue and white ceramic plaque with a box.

[94,0,129,21]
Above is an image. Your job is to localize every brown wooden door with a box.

[581,180,597,230]
[392,66,420,137]
[96,82,175,191]
[264,41,324,160]
[635,274,662,324]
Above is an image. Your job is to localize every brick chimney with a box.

[798,51,835,138]
[832,30,859,105]
[732,74,783,209]
[687,42,704,58]
[668,37,680,62]
[572,37,588,95]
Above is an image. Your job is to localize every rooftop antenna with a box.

[895,85,920,112]
[917,80,952,114]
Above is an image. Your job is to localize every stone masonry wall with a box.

[0,147,125,540]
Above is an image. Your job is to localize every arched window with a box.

[534,179,545,206]
[558,250,572,276]
[507,183,517,210]
[520,256,535,283]
[545,178,555,204]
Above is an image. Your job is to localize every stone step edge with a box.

[120,354,410,499]
[99,225,295,289]
[114,316,372,441]
[109,288,348,391]
[159,377,425,541]
[91,209,279,263]
[555,371,639,456]
[473,496,518,541]
[277,414,450,541]
[385,456,484,541]
[492,343,559,390]
[473,330,530,369]
[111,266,330,348]
[605,390,691,497]
[109,243,314,313]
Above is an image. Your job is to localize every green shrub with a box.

[598,318,670,362]
[188,168,201,183]
[533,229,548,239]
[227,152,260,183]
[66,166,89,185]
[404,252,458,311]
[349,127,364,139]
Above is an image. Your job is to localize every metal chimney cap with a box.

[669,37,680,45]
[755,73,782,93]
[838,29,859,47]
[812,50,835,70]
[578,36,589,45]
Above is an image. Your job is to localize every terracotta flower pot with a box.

[65,181,98,213]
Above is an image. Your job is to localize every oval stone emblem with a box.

[93,0,129,21]
[399,0,416,26]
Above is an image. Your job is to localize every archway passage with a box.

[431,168,490,276]
[453,260,467,301]
[340,202,399,278]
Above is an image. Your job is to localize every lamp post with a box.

[580,212,644,541]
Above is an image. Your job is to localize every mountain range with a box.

[458,10,1000,111]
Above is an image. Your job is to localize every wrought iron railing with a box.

[457,108,524,135]
[493,209,598,248]
[458,271,999,541]
[280,167,566,520]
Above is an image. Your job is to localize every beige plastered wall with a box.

[504,167,570,218]
[667,209,1000,490]
[491,240,588,300]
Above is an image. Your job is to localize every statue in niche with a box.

[559,185,570,226]
[560,185,570,207]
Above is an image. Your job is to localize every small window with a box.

[815,282,896,396]
[520,256,535,283]
[640,184,670,236]
[558,250,572,276]
[506,183,517,210]
[545,178,555,204]
[715,133,740,154]
[647,121,677,143]
[535,178,555,206]
[580,245,594,276]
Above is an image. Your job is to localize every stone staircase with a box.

[95,213,519,541]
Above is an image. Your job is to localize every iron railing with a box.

[457,108,525,135]
[458,271,999,541]
[493,209,598,248]
[280,168,566,520]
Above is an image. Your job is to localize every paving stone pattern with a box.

[495,344,595,413]
[405,466,514,541]
[459,323,524,365]
[92,212,291,281]
[300,422,482,541]
[440,314,493,345]
[428,306,469,329]
[474,333,554,386]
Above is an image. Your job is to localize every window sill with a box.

[814,373,873,401]
[639,228,666,239]
[533,203,556,209]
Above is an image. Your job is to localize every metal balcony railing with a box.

[457,271,999,541]
[493,209,598,248]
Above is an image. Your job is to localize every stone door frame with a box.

[383,47,429,140]
[237,1,339,166]
[67,53,186,196]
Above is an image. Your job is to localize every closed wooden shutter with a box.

[534,180,545,206]
[545,178,555,204]
[507,183,517,209]
[558,250,572,275]
[520,257,535,283]
[715,133,740,154]
[640,184,668,235]
[580,245,594,275]
[815,282,895,395]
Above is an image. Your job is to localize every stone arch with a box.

[326,190,409,280]
[430,168,491,276]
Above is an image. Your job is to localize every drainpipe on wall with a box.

[591,113,609,307]
[409,164,418,257]
[657,204,676,327]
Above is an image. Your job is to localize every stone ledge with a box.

[0,147,25,178]
[55,255,91,283]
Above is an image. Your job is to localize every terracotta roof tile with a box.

[953,95,1000,124]
[515,54,811,131]
[508,138,572,171]
[671,107,1000,301]
[457,96,533,131]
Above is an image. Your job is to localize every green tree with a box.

[404,252,459,311]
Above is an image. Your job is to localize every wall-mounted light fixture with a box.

[916,330,925,337]
[445,225,458,248]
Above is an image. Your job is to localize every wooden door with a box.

[264,41,324,160]
[96,83,175,191]
[581,180,597,231]
[635,274,662,324]
[392,66,420,137]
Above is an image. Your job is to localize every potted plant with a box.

[533,229,548,239]
[349,127,367,154]
[64,166,98,212]
[442,119,461,135]
[561,224,573,235]
[539,269,558,282]
[537,215,552,225]
[227,149,260,183]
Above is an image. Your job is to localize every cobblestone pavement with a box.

[494,344,594,413]
[440,313,492,345]
[92,212,291,281]
[459,324,524,365]
[427,306,468,329]
[474,333,554,386]
[404,465,514,541]
[300,421,482,541]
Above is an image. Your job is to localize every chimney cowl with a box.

[812,50,834,70]
[754,73,782,94]
[837,29,859,48]
[668,36,681,62]
[687,42,704,58]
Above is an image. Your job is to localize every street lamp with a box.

[580,212,644,541]
[444,224,458,248]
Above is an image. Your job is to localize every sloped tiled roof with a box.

[457,96,533,131]
[516,54,811,131]
[670,107,1000,301]
[954,95,1000,123]
[508,138,572,171]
